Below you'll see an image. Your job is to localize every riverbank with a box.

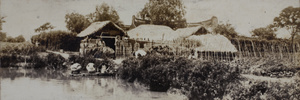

[117,54,300,99]
[1,42,299,99]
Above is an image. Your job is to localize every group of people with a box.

[70,63,109,74]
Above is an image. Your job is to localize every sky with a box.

[1,0,299,40]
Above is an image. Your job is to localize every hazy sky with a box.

[1,0,299,40]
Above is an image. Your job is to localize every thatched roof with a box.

[77,21,126,37]
[169,26,211,40]
[187,34,237,52]
[127,24,175,41]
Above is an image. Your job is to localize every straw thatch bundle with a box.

[169,26,212,40]
[127,25,175,41]
[187,34,237,52]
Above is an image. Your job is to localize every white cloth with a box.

[135,49,147,58]
[86,63,96,72]
[71,63,82,71]
[101,65,107,73]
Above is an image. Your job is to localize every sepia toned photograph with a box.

[0,0,300,99]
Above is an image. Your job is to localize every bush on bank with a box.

[118,54,241,99]
[235,58,297,77]
[227,79,300,100]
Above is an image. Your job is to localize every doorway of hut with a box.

[102,38,115,50]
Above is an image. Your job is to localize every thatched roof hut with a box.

[187,34,237,52]
[77,21,126,38]
[127,24,175,41]
[77,21,127,51]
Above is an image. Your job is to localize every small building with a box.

[77,21,127,55]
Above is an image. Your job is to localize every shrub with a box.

[118,54,241,98]
[45,53,66,69]
[0,54,18,67]
[236,58,297,77]
[29,54,46,68]
[31,30,80,51]
[227,80,300,100]
[85,47,115,58]
[182,60,241,100]
[118,57,140,82]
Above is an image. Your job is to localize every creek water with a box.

[0,68,186,100]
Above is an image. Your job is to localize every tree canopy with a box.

[5,35,25,42]
[31,30,79,51]
[65,12,91,34]
[88,2,123,26]
[0,16,6,41]
[138,0,187,29]
[213,23,238,38]
[252,26,276,40]
[0,16,5,31]
[34,22,54,33]
[273,6,300,44]
[64,3,123,33]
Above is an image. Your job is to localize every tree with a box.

[65,12,91,34]
[213,23,238,38]
[34,22,54,33]
[88,2,123,26]
[138,0,186,29]
[15,35,25,42]
[0,16,6,41]
[0,16,5,31]
[0,32,6,41]
[273,6,300,46]
[5,36,15,42]
[252,26,276,40]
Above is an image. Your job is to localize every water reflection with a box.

[0,68,186,100]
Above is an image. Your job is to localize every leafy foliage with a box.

[4,35,25,42]
[252,26,276,40]
[65,12,91,33]
[118,54,241,99]
[0,16,6,41]
[88,2,123,26]
[138,0,187,29]
[273,6,300,45]
[0,16,4,31]
[34,22,54,33]
[213,23,238,38]
[31,30,80,51]
[0,32,6,41]
[0,42,46,55]
[228,80,300,100]
[44,53,66,69]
